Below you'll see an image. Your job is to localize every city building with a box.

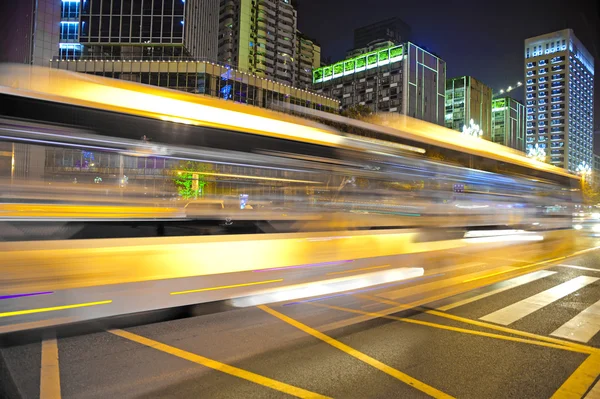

[353,17,410,50]
[76,0,219,61]
[51,59,339,113]
[311,42,446,126]
[524,29,594,172]
[491,97,526,152]
[218,0,298,86]
[0,0,60,65]
[445,76,493,139]
[296,32,320,89]
[346,40,395,59]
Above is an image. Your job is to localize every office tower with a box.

[491,97,526,151]
[312,42,446,126]
[524,29,594,172]
[445,76,493,139]
[0,0,60,65]
[78,0,219,60]
[296,32,320,89]
[353,17,411,50]
[218,0,297,86]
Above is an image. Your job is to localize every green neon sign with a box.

[313,45,403,83]
[492,98,506,108]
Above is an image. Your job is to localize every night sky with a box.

[297,0,600,147]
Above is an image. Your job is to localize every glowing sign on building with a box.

[313,45,403,83]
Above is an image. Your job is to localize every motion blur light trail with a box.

[229,267,424,307]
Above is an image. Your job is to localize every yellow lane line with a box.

[463,256,566,283]
[170,279,283,296]
[551,354,600,399]
[326,264,390,276]
[309,302,590,354]
[0,300,113,318]
[40,337,61,399]
[109,329,330,399]
[425,310,599,355]
[258,305,454,399]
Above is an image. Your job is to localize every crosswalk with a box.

[439,269,600,343]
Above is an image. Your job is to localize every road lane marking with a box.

[109,329,330,399]
[463,256,567,283]
[437,270,557,311]
[170,279,283,295]
[319,255,584,332]
[258,305,454,399]
[40,337,61,399]
[480,276,599,325]
[551,354,600,399]
[379,266,516,300]
[424,310,599,355]
[552,298,600,343]
[558,264,600,273]
[585,378,600,398]
[311,301,591,354]
[0,300,113,318]
[326,264,390,276]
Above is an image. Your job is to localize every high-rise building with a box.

[353,17,410,50]
[491,97,526,152]
[524,29,594,172]
[296,32,320,89]
[0,0,60,65]
[218,0,297,86]
[445,76,493,139]
[312,42,446,126]
[76,0,219,61]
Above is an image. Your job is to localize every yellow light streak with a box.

[0,300,112,318]
[170,279,283,296]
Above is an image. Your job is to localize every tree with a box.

[172,161,213,200]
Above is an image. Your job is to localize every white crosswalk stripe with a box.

[437,270,556,311]
[551,298,600,343]
[480,276,599,325]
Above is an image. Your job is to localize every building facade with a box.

[75,0,219,61]
[51,59,338,113]
[491,97,526,152]
[0,0,60,65]
[296,32,320,89]
[353,17,410,50]
[218,0,297,86]
[445,76,493,139]
[311,42,446,126]
[524,29,594,172]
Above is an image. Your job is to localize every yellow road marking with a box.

[258,305,454,399]
[0,300,112,318]
[326,265,390,276]
[463,256,566,283]
[551,354,600,399]
[40,337,61,399]
[309,302,590,354]
[109,329,330,399]
[585,378,600,398]
[425,310,599,355]
[170,279,283,295]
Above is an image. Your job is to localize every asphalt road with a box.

[2,238,600,398]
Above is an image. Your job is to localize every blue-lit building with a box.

[59,0,81,59]
[524,29,594,172]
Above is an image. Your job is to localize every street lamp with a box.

[527,144,546,162]
[461,119,483,138]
